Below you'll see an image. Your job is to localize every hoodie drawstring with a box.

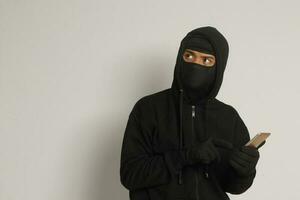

[202,103,210,179]
[178,89,183,185]
[178,89,211,184]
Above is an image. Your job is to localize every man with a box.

[120,26,265,200]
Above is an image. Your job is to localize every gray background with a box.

[1,0,299,199]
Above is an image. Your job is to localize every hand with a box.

[229,145,260,177]
[257,140,266,149]
[185,137,233,165]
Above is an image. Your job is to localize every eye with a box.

[203,57,214,65]
[187,54,193,59]
[183,52,194,61]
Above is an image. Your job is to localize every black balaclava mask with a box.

[180,36,216,103]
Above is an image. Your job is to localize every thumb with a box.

[212,138,233,150]
[257,140,266,149]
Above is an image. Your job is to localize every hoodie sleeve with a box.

[220,107,256,194]
[120,98,184,191]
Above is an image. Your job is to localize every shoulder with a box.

[128,89,171,130]
[140,88,171,103]
[130,88,171,116]
[212,98,238,115]
[214,99,249,128]
[133,88,171,108]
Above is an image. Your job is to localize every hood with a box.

[171,26,229,185]
[171,26,229,106]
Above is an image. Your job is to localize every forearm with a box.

[120,154,169,190]
[120,99,188,190]
[120,150,186,190]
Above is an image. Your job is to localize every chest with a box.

[152,103,235,154]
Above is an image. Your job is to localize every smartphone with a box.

[245,132,271,148]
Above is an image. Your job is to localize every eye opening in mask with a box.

[182,48,216,67]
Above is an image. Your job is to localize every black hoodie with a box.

[120,26,256,200]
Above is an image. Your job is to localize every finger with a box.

[241,146,259,158]
[229,158,244,171]
[202,159,210,164]
[230,159,250,176]
[201,150,211,164]
[210,145,221,163]
[206,148,216,162]
[257,140,266,149]
[231,153,249,167]
[235,150,257,163]
[213,138,233,150]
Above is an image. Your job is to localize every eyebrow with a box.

[185,49,215,58]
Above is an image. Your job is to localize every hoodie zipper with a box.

[192,105,200,200]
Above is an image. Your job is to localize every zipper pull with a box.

[192,105,195,118]
[204,165,209,179]
[204,172,209,179]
